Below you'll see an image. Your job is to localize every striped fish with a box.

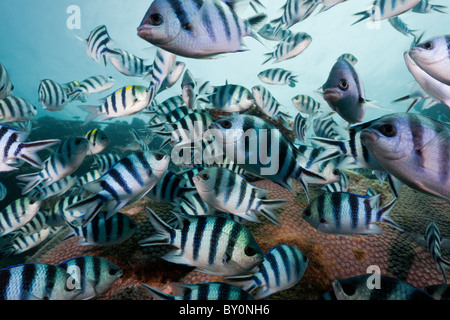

[227,244,309,299]
[425,221,450,284]
[139,208,264,276]
[0,227,51,258]
[0,182,6,201]
[0,125,60,172]
[339,53,358,66]
[67,151,170,226]
[423,284,450,300]
[46,194,85,227]
[73,75,115,102]
[272,0,319,31]
[292,95,322,116]
[353,0,421,24]
[141,282,255,300]
[149,95,185,115]
[79,85,149,125]
[91,153,121,174]
[360,113,450,202]
[78,25,117,65]
[146,170,195,206]
[158,61,186,94]
[302,191,401,235]
[138,0,267,58]
[0,263,82,300]
[263,32,312,64]
[202,83,255,113]
[146,49,176,109]
[107,48,152,77]
[38,79,71,111]
[0,62,14,100]
[84,128,110,155]
[193,167,288,225]
[16,210,48,236]
[251,85,293,130]
[65,212,138,246]
[312,113,343,140]
[0,97,37,123]
[322,169,350,193]
[211,115,327,199]
[333,274,435,300]
[258,68,298,87]
[26,174,78,201]
[147,107,196,132]
[57,256,122,300]
[0,197,41,237]
[257,23,293,41]
[16,137,90,195]
[178,192,216,216]
[294,113,311,142]
[412,0,447,13]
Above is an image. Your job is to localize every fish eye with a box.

[244,246,257,257]
[303,208,311,217]
[320,218,327,224]
[421,42,434,50]
[302,254,308,263]
[155,154,165,161]
[341,282,356,296]
[333,169,340,176]
[109,268,119,276]
[220,121,232,129]
[29,200,35,205]
[339,79,349,91]
[200,173,209,180]
[378,124,397,137]
[150,13,164,26]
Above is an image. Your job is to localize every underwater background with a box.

[0,0,449,300]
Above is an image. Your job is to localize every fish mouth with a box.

[360,129,379,145]
[137,25,152,38]
[323,88,341,102]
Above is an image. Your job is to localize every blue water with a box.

[1,0,448,124]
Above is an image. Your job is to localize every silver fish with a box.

[77,25,117,65]
[263,32,312,64]
[0,97,37,123]
[38,79,71,111]
[84,128,110,155]
[0,197,41,237]
[258,68,298,87]
[107,48,153,77]
[352,0,421,25]
[292,94,323,116]
[272,0,319,31]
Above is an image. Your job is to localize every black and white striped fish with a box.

[0,227,51,258]
[91,153,121,174]
[333,274,435,300]
[149,95,185,115]
[141,282,255,300]
[79,85,150,125]
[294,112,311,142]
[146,170,195,206]
[0,263,82,300]
[139,208,264,276]
[353,0,421,25]
[252,85,293,130]
[67,151,170,226]
[38,79,72,111]
[272,0,319,31]
[0,97,37,123]
[107,49,152,77]
[302,191,401,235]
[26,174,78,201]
[0,62,14,100]
[0,197,41,237]
[73,75,115,102]
[202,83,255,113]
[178,192,216,216]
[258,68,298,87]
[425,221,450,284]
[263,32,312,64]
[138,0,267,58]
[158,61,186,94]
[84,128,110,155]
[227,244,309,299]
[0,124,60,172]
[292,94,323,116]
[193,167,287,225]
[57,256,122,300]
[257,23,293,41]
[412,0,447,13]
[146,49,176,109]
[16,137,90,195]
[15,210,48,236]
[77,25,117,65]
[211,115,327,199]
[65,212,138,246]
[312,113,343,140]
[46,194,85,227]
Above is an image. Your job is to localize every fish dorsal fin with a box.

[368,193,381,209]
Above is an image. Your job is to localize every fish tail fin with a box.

[431,5,447,13]
[140,283,175,300]
[17,139,60,169]
[15,172,46,195]
[246,13,269,49]
[262,53,273,65]
[66,194,105,227]
[352,11,370,26]
[138,207,174,247]
[78,105,101,125]
[258,199,288,225]
[378,198,403,232]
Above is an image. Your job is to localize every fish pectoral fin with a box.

[162,250,192,267]
[419,132,450,171]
